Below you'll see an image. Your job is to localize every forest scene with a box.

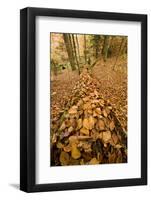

[50,32,128,166]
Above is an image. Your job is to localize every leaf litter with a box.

[51,68,127,166]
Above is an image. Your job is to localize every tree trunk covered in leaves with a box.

[102,36,110,62]
[63,33,76,71]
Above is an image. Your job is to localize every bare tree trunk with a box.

[75,34,80,63]
[63,33,76,71]
[72,34,80,74]
[84,35,87,64]
[112,37,125,70]
[102,36,110,62]
[121,37,127,54]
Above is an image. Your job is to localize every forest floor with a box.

[51,56,127,133]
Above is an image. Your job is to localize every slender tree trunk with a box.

[75,34,80,63]
[63,33,76,71]
[121,37,127,54]
[72,34,80,74]
[51,59,58,76]
[112,37,125,70]
[84,35,87,64]
[102,36,110,62]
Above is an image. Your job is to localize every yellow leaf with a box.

[59,151,70,165]
[57,142,64,149]
[83,118,90,129]
[71,145,81,159]
[102,131,111,143]
[88,116,95,130]
[77,118,82,130]
[89,158,99,165]
[59,122,66,130]
[80,127,89,135]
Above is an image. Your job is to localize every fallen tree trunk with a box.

[51,69,127,166]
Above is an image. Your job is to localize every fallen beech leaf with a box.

[109,152,116,163]
[69,136,78,144]
[77,118,82,130]
[83,102,91,110]
[98,120,105,130]
[89,116,95,130]
[51,134,57,144]
[80,127,89,135]
[95,108,102,115]
[71,145,81,159]
[57,142,64,149]
[89,157,99,165]
[103,109,108,117]
[60,151,70,165]
[68,126,74,133]
[109,121,115,131]
[102,131,111,143]
[59,122,66,130]
[63,144,71,152]
[115,144,122,149]
[69,158,80,165]
[83,118,90,129]
[112,133,119,144]
[68,106,78,114]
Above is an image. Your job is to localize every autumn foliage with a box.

[50,33,127,166]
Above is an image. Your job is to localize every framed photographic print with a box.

[20,7,147,192]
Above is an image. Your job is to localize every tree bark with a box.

[72,34,80,74]
[112,37,125,70]
[102,36,110,62]
[84,35,87,64]
[63,33,76,71]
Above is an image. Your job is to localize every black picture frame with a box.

[20,7,147,192]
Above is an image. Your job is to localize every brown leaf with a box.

[89,157,99,165]
[63,144,71,152]
[98,119,105,130]
[112,133,119,144]
[71,145,81,159]
[102,109,108,117]
[68,106,78,114]
[109,152,116,163]
[80,127,89,135]
[88,116,95,130]
[95,108,102,115]
[102,131,111,143]
[59,151,70,165]
[109,121,115,131]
